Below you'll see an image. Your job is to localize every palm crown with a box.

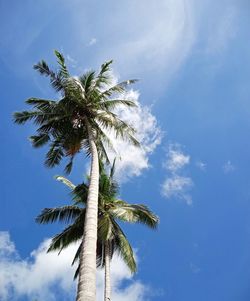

[36,162,159,278]
[13,50,139,173]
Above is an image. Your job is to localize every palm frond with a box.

[13,111,44,124]
[100,99,137,111]
[36,206,81,224]
[64,157,74,174]
[100,79,138,98]
[47,216,83,252]
[55,175,76,190]
[79,70,96,94]
[33,60,64,92]
[26,98,56,107]
[29,134,50,148]
[98,215,113,241]
[45,145,64,167]
[112,220,136,273]
[54,50,70,78]
[110,203,159,229]
[72,183,88,204]
[94,60,113,89]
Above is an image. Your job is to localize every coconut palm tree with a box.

[13,51,139,301]
[36,162,158,301]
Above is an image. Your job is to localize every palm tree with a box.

[36,162,159,301]
[13,51,139,301]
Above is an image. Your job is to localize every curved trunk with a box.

[104,241,111,301]
[76,127,99,301]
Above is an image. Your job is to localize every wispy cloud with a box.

[162,175,193,205]
[206,5,238,55]
[0,232,150,301]
[223,160,235,173]
[162,144,193,205]
[87,37,97,46]
[196,160,206,171]
[164,145,190,172]
[190,262,201,274]
[96,0,196,82]
[66,54,78,68]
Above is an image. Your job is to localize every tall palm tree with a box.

[13,51,139,301]
[36,163,159,301]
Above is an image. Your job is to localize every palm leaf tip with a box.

[29,134,50,148]
[54,175,76,190]
[13,111,34,124]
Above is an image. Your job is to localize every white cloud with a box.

[190,262,201,274]
[66,54,77,68]
[165,144,190,172]
[223,160,235,173]
[162,144,193,205]
[162,175,193,206]
[107,89,162,182]
[0,232,150,301]
[196,160,206,171]
[87,38,97,46]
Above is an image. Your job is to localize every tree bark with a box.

[76,126,99,301]
[104,241,111,301]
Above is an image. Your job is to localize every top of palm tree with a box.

[36,161,159,277]
[13,50,140,173]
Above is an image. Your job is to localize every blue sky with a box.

[1,0,250,300]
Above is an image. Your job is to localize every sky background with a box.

[1,0,250,300]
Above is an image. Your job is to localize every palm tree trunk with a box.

[104,241,111,301]
[76,126,99,301]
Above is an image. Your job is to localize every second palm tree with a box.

[36,162,159,301]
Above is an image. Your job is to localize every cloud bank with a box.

[0,232,150,301]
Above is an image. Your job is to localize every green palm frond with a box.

[99,79,138,98]
[33,60,64,92]
[72,182,88,204]
[47,216,83,252]
[54,50,70,79]
[29,134,50,148]
[45,145,64,168]
[13,111,44,124]
[26,98,56,108]
[98,215,113,241]
[93,60,114,90]
[79,70,96,94]
[64,157,74,174]
[36,206,81,224]
[110,202,159,229]
[112,220,136,273]
[100,99,137,111]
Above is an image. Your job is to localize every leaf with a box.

[54,50,70,78]
[36,206,81,224]
[29,134,50,148]
[45,147,64,167]
[55,175,76,190]
[64,158,73,174]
